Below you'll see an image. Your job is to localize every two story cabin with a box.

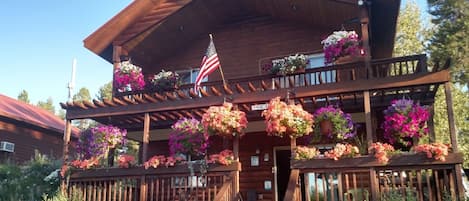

[61,0,464,200]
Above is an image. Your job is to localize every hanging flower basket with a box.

[169,118,208,157]
[262,97,314,138]
[148,70,180,93]
[313,105,355,142]
[202,102,248,138]
[114,61,145,92]
[382,98,430,147]
[263,54,308,75]
[321,31,362,65]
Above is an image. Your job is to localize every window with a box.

[306,53,336,84]
[176,68,208,85]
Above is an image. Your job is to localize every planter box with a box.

[291,152,463,170]
[70,161,241,179]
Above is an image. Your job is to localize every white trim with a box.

[273,146,291,201]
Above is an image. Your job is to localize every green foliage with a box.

[0,151,61,201]
[96,81,113,101]
[17,89,30,104]
[72,87,91,102]
[37,97,56,115]
[42,187,83,201]
[434,84,469,168]
[380,188,416,201]
[428,0,469,87]
[393,0,426,57]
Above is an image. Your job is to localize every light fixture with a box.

[358,0,364,6]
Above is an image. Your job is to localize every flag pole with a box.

[209,34,227,87]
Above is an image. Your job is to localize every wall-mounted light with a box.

[255,148,260,154]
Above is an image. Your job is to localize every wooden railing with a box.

[288,153,465,201]
[115,54,428,98]
[67,162,240,201]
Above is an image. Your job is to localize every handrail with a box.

[213,177,233,201]
[283,169,300,201]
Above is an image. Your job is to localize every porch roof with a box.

[84,0,400,66]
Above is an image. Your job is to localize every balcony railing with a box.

[66,162,240,201]
[115,54,428,98]
[284,153,464,201]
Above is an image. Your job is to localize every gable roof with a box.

[0,94,78,136]
[85,0,400,64]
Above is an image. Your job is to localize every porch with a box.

[61,54,463,201]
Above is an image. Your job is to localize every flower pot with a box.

[320,120,333,136]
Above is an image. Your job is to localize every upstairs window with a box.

[176,68,208,85]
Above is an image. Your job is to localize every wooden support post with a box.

[363,91,373,149]
[428,104,435,143]
[142,113,150,162]
[233,133,240,198]
[444,82,458,151]
[360,3,372,78]
[112,45,122,97]
[61,119,72,195]
[444,82,465,200]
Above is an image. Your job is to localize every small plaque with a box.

[251,103,268,111]
[264,180,272,190]
[250,156,259,166]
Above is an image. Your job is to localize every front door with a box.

[275,149,291,201]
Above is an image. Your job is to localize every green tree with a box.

[393,0,426,57]
[96,81,113,101]
[427,0,469,87]
[72,87,91,102]
[17,89,30,104]
[37,97,55,115]
[434,85,469,168]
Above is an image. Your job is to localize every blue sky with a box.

[0,0,428,110]
[0,1,131,109]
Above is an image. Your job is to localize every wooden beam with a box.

[61,119,72,194]
[444,82,458,152]
[363,91,373,148]
[360,2,372,78]
[112,46,122,97]
[66,71,449,120]
[142,113,150,162]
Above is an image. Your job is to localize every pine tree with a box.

[17,89,30,104]
[427,0,469,87]
[393,0,426,57]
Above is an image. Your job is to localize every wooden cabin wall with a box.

[0,121,63,163]
[145,18,329,80]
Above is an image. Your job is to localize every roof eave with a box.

[83,0,165,63]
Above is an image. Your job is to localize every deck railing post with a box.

[363,91,373,150]
[112,45,122,98]
[444,82,465,200]
[139,175,147,201]
[142,113,150,162]
[359,1,372,79]
[61,119,72,195]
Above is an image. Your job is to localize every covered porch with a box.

[61,54,464,201]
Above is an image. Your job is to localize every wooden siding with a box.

[0,121,63,163]
[144,18,329,81]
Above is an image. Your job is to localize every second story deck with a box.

[61,54,450,131]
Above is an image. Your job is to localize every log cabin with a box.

[0,94,76,163]
[61,0,465,200]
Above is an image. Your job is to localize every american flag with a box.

[194,36,220,91]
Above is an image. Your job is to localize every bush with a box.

[0,150,61,201]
